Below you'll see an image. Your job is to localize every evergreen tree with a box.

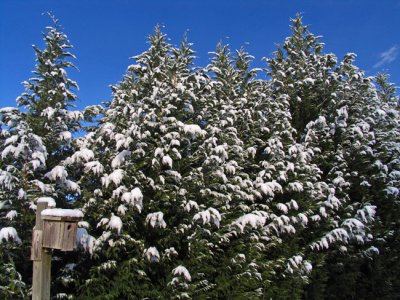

[58,27,213,299]
[342,73,400,299]
[60,18,399,299]
[0,108,48,299]
[2,13,398,300]
[266,15,379,299]
[186,43,265,298]
[0,14,81,297]
[17,14,81,169]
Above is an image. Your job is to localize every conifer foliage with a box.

[1,14,399,300]
[0,14,82,299]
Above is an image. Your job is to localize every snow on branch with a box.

[0,227,21,243]
[172,265,191,281]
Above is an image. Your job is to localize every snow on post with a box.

[37,197,57,208]
[41,208,84,219]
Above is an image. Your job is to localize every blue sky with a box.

[1,0,399,109]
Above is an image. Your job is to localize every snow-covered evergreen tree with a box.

[367,73,400,298]
[264,15,400,299]
[258,15,379,298]
[183,44,266,298]
[2,13,398,300]
[58,27,213,299]
[17,14,81,168]
[0,108,47,299]
[0,14,81,297]
[57,17,400,299]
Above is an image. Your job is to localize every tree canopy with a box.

[0,14,399,300]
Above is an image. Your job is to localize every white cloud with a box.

[374,45,398,68]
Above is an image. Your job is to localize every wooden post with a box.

[31,202,52,300]
[31,203,83,299]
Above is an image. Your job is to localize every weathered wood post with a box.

[31,201,52,300]
[31,199,83,300]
